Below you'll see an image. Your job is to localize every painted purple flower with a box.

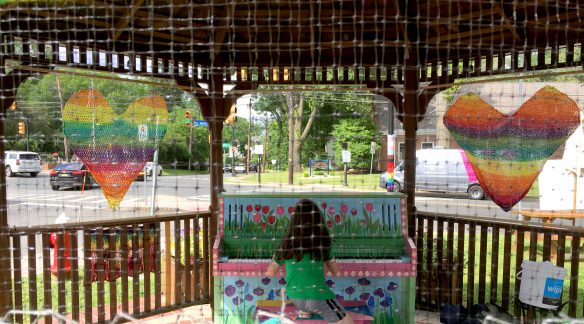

[275,289,283,297]
[253,287,265,296]
[345,287,355,295]
[374,288,384,297]
[359,293,370,301]
[380,299,390,308]
[336,294,345,302]
[245,294,254,302]
[340,204,349,214]
[365,202,374,212]
[235,279,245,287]
[387,282,398,291]
[262,277,271,285]
[225,285,236,297]
[232,297,242,305]
[357,278,371,286]
[326,279,335,287]
[279,278,286,285]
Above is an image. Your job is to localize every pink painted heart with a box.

[63,89,169,209]
[443,86,580,211]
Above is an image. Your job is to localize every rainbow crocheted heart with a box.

[443,86,580,211]
[63,90,168,209]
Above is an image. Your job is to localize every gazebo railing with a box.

[5,211,212,323]
[416,211,584,318]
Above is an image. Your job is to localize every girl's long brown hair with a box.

[275,199,332,262]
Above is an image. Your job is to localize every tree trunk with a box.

[287,93,295,184]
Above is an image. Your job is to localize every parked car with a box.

[49,162,96,190]
[379,149,485,200]
[136,162,163,181]
[223,164,234,173]
[4,150,42,177]
[249,163,258,172]
[235,164,246,173]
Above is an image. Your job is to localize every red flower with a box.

[268,215,275,224]
[255,205,261,212]
[365,202,374,212]
[253,213,261,223]
[321,202,327,209]
[334,214,341,223]
[328,206,335,215]
[276,206,285,216]
[261,222,267,230]
[246,205,253,213]
[327,220,334,228]
[361,219,367,225]
[351,208,358,216]
[262,205,270,214]
[340,204,348,214]
[288,206,295,214]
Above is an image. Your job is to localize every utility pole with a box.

[56,76,70,161]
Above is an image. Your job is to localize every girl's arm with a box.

[326,258,340,275]
[266,260,280,276]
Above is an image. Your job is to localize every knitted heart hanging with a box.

[443,86,580,211]
[63,89,168,209]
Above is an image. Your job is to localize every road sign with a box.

[342,150,351,163]
[194,120,208,127]
[222,143,231,149]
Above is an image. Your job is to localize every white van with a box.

[380,149,485,199]
[4,151,42,177]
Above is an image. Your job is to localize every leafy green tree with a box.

[330,118,378,170]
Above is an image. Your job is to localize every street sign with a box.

[222,143,231,149]
[370,142,376,154]
[342,150,351,163]
[194,120,208,127]
[254,145,264,155]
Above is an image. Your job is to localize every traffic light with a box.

[185,111,192,127]
[17,121,25,135]
[225,105,237,125]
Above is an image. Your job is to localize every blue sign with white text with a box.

[542,277,564,306]
[194,120,208,126]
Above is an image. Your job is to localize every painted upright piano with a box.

[213,192,416,323]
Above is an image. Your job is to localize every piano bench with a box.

[255,300,374,324]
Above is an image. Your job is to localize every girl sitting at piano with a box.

[266,199,354,324]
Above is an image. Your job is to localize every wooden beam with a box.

[111,0,145,42]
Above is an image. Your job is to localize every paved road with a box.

[5,171,544,227]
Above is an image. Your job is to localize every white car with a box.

[144,162,163,176]
[4,151,42,177]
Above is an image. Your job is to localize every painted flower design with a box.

[327,220,334,228]
[374,288,384,297]
[321,202,327,209]
[328,206,336,215]
[365,202,374,212]
[275,289,283,297]
[367,296,375,308]
[253,287,265,296]
[345,287,355,295]
[255,205,261,212]
[253,213,261,223]
[279,278,286,285]
[334,214,341,223]
[225,285,236,297]
[268,215,275,224]
[336,294,345,302]
[351,208,358,216]
[326,279,335,287]
[360,219,367,225]
[359,293,370,301]
[380,299,390,308]
[276,206,285,216]
[246,205,253,213]
[387,282,398,291]
[262,205,270,214]
[262,277,271,285]
[235,279,245,287]
[261,222,267,230]
[245,294,254,302]
[357,278,371,286]
[232,296,242,305]
[340,204,349,214]
[288,206,295,214]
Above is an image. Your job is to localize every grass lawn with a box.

[16,272,156,322]
[163,169,209,176]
